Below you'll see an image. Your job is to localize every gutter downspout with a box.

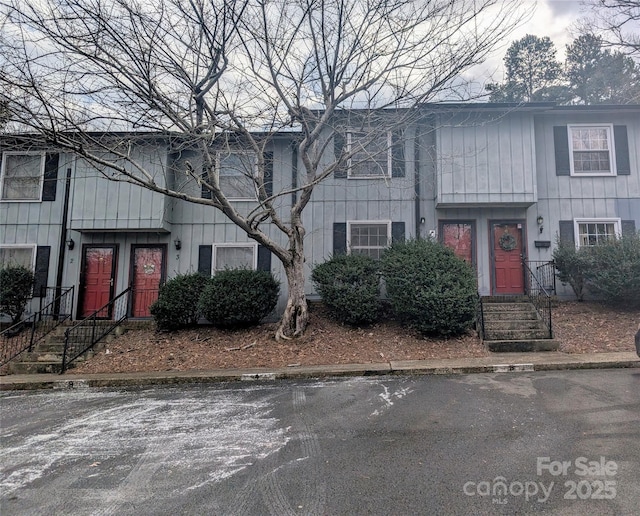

[54,166,72,316]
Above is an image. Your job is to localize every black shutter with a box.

[333,222,347,254]
[391,221,405,244]
[558,220,575,244]
[197,245,212,276]
[201,165,212,199]
[614,126,630,176]
[42,153,59,201]
[334,132,347,178]
[263,151,273,197]
[33,246,51,296]
[257,245,272,271]
[621,220,636,236]
[554,126,571,176]
[391,131,405,178]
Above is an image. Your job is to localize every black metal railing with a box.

[476,293,485,340]
[526,260,556,295]
[523,260,553,338]
[1,287,74,367]
[61,287,132,373]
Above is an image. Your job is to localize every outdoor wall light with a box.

[174,238,182,250]
[536,215,544,233]
[66,238,75,250]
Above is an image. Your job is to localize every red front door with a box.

[492,223,524,294]
[131,246,164,318]
[81,246,116,318]
[441,222,474,265]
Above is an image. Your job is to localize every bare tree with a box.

[0,0,524,339]
[585,0,640,56]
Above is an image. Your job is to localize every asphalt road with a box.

[1,369,639,515]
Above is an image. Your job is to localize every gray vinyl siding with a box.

[70,145,171,232]
[435,112,537,207]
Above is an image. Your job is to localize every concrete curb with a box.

[1,352,638,392]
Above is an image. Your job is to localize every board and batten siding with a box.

[534,110,640,237]
[70,145,171,232]
[435,111,537,206]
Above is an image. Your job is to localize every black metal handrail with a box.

[61,286,132,373]
[526,260,556,295]
[1,287,74,367]
[522,260,553,338]
[476,292,485,340]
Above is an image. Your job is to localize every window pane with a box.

[349,223,389,258]
[215,246,254,270]
[2,154,43,200]
[571,127,611,174]
[218,152,256,199]
[349,132,389,177]
[578,222,616,246]
[0,247,33,268]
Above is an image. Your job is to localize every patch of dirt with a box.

[70,302,640,375]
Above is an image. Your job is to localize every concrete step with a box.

[482,295,530,303]
[482,303,536,312]
[484,328,551,340]
[486,339,560,352]
[8,361,66,374]
[483,310,539,321]
[484,320,546,331]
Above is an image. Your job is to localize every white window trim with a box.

[212,242,258,272]
[0,151,46,202]
[346,130,392,179]
[568,124,616,177]
[574,218,621,248]
[0,244,37,269]
[347,220,392,255]
[216,151,258,201]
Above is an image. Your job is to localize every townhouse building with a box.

[1,103,638,322]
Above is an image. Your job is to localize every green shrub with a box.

[0,266,35,325]
[150,272,209,330]
[584,233,640,307]
[312,254,381,325]
[198,269,279,328]
[381,239,477,336]
[552,238,590,301]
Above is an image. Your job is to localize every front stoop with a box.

[481,296,559,352]
[4,321,141,374]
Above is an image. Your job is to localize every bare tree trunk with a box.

[275,225,308,340]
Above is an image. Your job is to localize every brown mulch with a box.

[69,302,640,375]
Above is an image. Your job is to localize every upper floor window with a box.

[1,152,45,201]
[347,131,392,179]
[348,221,391,259]
[569,125,615,176]
[218,151,257,200]
[0,245,36,269]
[575,219,620,247]
[213,243,257,271]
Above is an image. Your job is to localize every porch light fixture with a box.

[536,215,544,234]
[174,238,182,250]
[66,238,75,250]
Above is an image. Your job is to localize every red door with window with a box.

[81,246,116,318]
[131,246,164,318]
[492,223,524,294]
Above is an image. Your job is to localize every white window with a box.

[348,221,391,259]
[217,151,257,200]
[213,243,257,271]
[0,245,36,269]
[574,219,621,247]
[569,125,615,176]
[1,152,45,201]
[347,130,392,179]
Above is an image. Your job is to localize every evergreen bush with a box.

[381,239,477,336]
[198,269,279,327]
[552,238,590,301]
[312,254,381,325]
[0,265,35,325]
[584,233,640,307]
[150,272,209,330]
